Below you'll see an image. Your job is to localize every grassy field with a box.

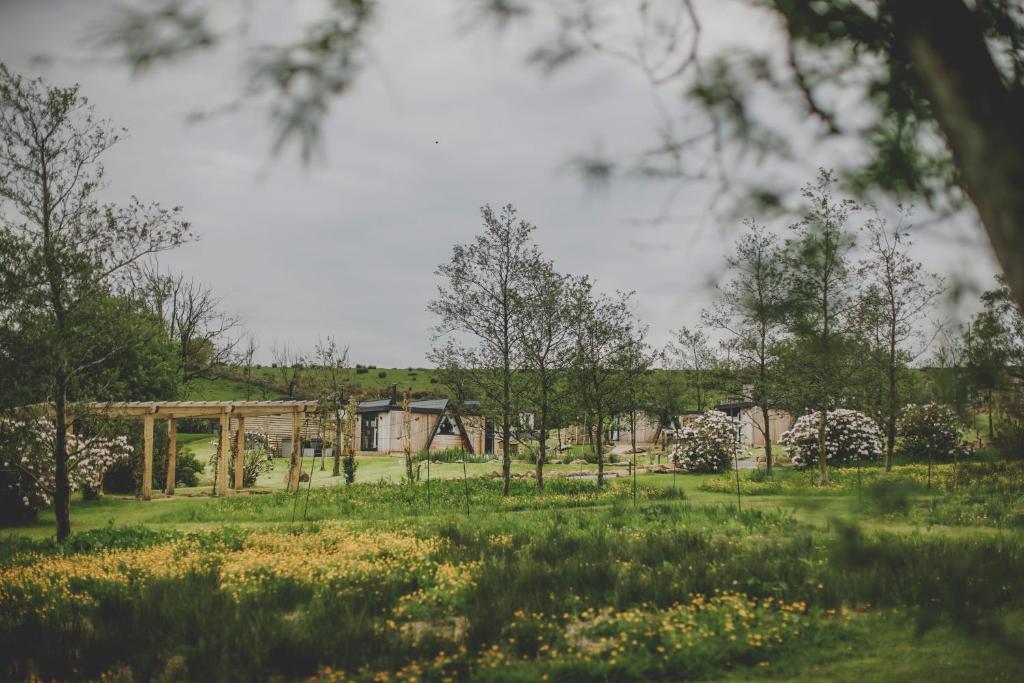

[2,451,1023,681]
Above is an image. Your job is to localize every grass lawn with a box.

[3,454,1023,681]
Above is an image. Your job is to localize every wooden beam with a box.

[142,414,154,500]
[216,412,230,496]
[234,416,246,490]
[287,412,302,493]
[165,417,177,495]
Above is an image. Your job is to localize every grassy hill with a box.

[186,367,442,401]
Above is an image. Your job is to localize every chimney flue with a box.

[391,384,398,404]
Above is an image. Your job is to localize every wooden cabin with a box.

[354,387,504,455]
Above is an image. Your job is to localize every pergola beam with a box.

[32,400,321,499]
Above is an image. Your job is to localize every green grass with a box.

[3,451,1024,681]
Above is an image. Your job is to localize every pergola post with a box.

[142,414,154,500]
[216,412,230,496]
[165,417,177,495]
[234,416,246,490]
[288,411,302,493]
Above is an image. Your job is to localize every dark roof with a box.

[356,398,394,414]
[409,398,448,414]
[356,397,451,414]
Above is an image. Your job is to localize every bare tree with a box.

[856,213,944,470]
[665,326,716,412]
[134,261,242,388]
[271,343,305,398]
[311,336,350,477]
[428,204,540,496]
[240,334,259,400]
[704,220,790,475]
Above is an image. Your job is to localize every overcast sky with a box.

[0,0,1002,367]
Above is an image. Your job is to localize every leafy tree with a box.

[516,260,580,489]
[965,302,1012,441]
[784,170,859,485]
[704,220,789,474]
[0,66,190,540]
[428,204,540,495]
[855,213,943,470]
[570,283,647,488]
[643,366,685,447]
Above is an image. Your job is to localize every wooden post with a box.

[217,412,230,496]
[288,411,302,493]
[234,416,246,490]
[142,414,154,500]
[165,417,177,495]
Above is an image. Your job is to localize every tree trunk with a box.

[761,404,773,476]
[53,384,71,542]
[536,407,546,490]
[817,408,829,486]
[885,338,898,472]
[595,411,605,488]
[890,0,1024,313]
[988,387,994,441]
[332,414,342,477]
[502,416,511,496]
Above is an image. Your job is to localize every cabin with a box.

[353,387,506,455]
[715,398,794,447]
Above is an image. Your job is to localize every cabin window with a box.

[438,416,460,436]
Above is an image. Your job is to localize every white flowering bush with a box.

[670,410,742,473]
[0,418,132,520]
[898,403,962,462]
[781,409,883,468]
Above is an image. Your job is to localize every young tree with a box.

[516,261,580,488]
[570,283,647,488]
[428,204,540,496]
[965,306,1011,441]
[0,67,190,539]
[665,326,716,411]
[704,220,790,474]
[240,334,259,400]
[271,343,305,398]
[856,214,943,470]
[785,170,859,485]
[311,336,350,477]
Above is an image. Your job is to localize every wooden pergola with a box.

[54,401,319,499]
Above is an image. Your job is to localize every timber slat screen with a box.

[47,401,319,499]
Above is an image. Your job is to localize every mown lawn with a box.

[2,460,1023,681]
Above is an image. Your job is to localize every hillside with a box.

[186,367,443,401]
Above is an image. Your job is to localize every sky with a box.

[0,0,1002,367]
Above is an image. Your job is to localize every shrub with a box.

[377,370,387,378]
[670,410,741,473]
[897,403,963,462]
[781,409,883,468]
[413,448,493,464]
[211,432,275,488]
[342,452,357,484]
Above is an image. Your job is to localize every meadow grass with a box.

[2,460,1024,680]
